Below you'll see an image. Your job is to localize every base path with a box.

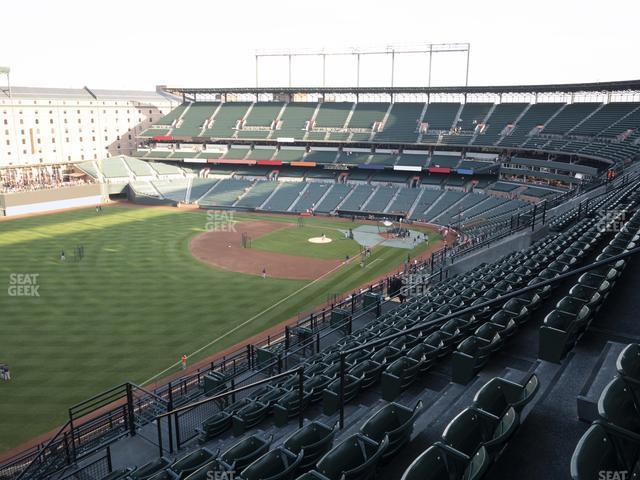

[190,220,342,281]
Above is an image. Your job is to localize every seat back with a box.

[598,376,640,433]
[618,343,640,383]
[570,424,631,480]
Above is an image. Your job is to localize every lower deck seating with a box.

[315,184,353,213]
[262,182,307,212]
[200,179,253,206]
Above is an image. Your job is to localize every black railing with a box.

[155,367,306,455]
[57,447,112,480]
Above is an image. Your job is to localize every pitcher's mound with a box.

[308,236,332,244]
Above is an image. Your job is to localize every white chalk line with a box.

[140,254,361,386]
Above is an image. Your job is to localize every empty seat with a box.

[322,374,362,415]
[348,359,383,390]
[539,310,585,363]
[406,343,439,373]
[452,335,500,384]
[130,458,172,480]
[569,284,603,312]
[239,447,303,480]
[198,411,232,442]
[274,390,308,427]
[401,444,490,480]
[284,421,337,473]
[617,343,640,384]
[570,423,640,480]
[171,448,217,479]
[220,434,273,472]
[441,407,519,459]
[315,433,388,480]
[598,376,640,434]
[232,400,270,435]
[183,460,229,480]
[473,374,539,417]
[381,357,420,401]
[360,401,423,461]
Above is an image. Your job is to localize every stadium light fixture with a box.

[255,43,471,89]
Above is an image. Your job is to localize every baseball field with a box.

[0,204,444,454]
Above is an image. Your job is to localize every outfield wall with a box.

[0,184,105,217]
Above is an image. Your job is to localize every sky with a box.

[1,0,638,91]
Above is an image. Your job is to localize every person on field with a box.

[60,250,65,261]
[181,354,187,370]
[0,365,10,381]
[262,268,267,279]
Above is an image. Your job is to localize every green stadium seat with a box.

[220,434,273,472]
[569,284,604,312]
[315,433,388,480]
[406,343,439,374]
[578,272,613,297]
[304,375,332,404]
[284,421,337,472]
[147,470,178,480]
[570,423,640,480]
[322,374,362,415]
[617,344,640,384]
[347,359,383,390]
[400,444,490,480]
[487,312,518,339]
[473,373,539,417]
[539,299,592,363]
[452,335,500,384]
[371,346,402,365]
[598,376,640,434]
[170,448,217,479]
[360,401,423,461]
[381,357,420,401]
[441,406,519,459]
[198,411,232,442]
[129,457,172,480]
[239,447,303,480]
[273,390,309,427]
[183,460,229,480]
[475,323,506,350]
[232,400,270,435]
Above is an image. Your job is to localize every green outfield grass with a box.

[0,206,442,453]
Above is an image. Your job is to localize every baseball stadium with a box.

[2,4,640,480]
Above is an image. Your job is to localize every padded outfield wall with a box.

[0,184,105,217]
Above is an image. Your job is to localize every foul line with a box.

[140,254,361,386]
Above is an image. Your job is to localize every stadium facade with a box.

[0,86,178,167]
